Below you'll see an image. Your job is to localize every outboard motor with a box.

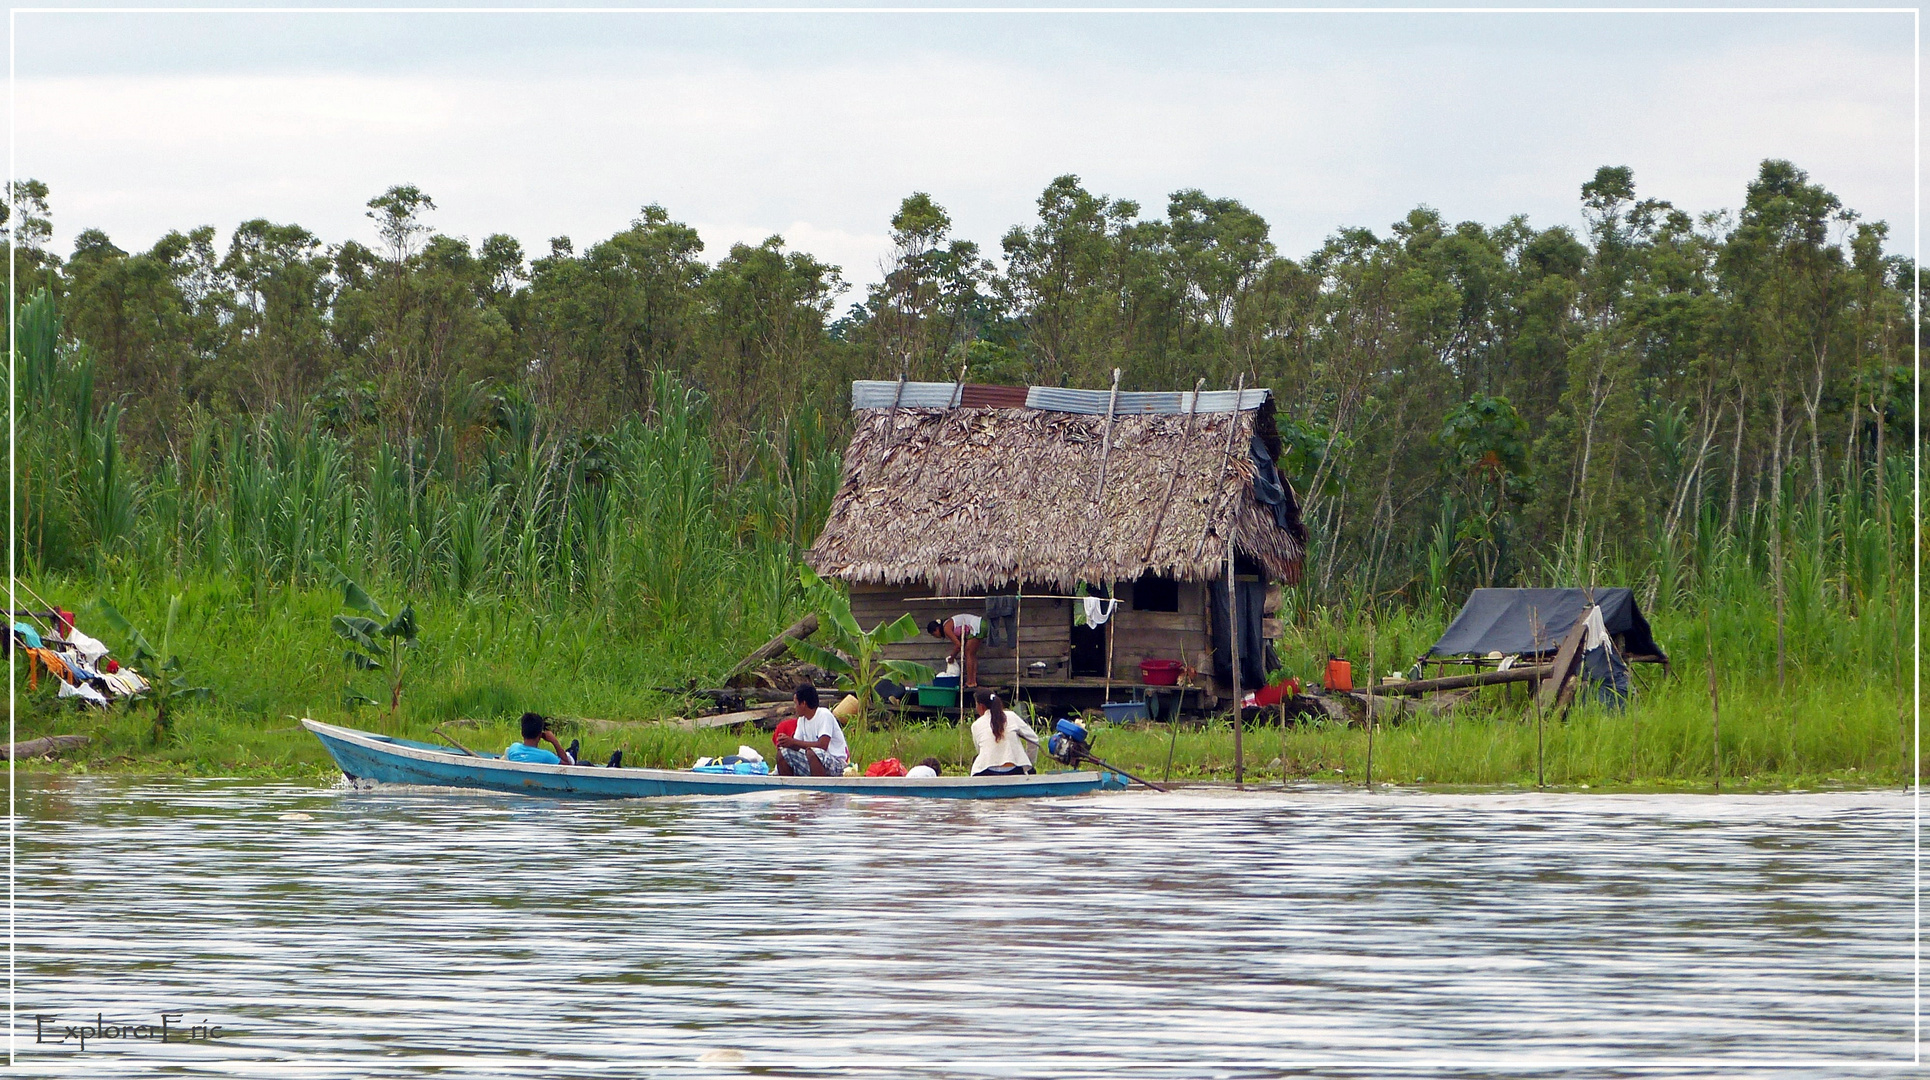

[1048,717,1166,792]
[1048,718,1091,766]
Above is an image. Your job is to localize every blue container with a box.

[932,674,960,688]
[1101,700,1150,723]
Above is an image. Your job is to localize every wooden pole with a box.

[1163,707,1180,785]
[1278,700,1288,787]
[1141,377,1208,563]
[1228,533,1243,788]
[1192,375,1248,562]
[1012,579,1024,708]
[1707,609,1721,793]
[1103,581,1117,707]
[1532,608,1545,789]
[1365,614,1374,791]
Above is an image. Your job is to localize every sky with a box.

[11,4,1916,298]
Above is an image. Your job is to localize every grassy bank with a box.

[10,570,1911,790]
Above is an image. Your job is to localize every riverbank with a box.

[12,687,1908,792]
[11,569,1912,790]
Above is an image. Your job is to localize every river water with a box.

[12,777,1916,1076]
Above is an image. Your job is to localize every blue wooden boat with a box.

[302,719,1126,800]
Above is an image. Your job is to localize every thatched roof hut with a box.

[805,381,1307,702]
[807,382,1307,594]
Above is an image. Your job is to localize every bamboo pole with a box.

[1163,706,1180,785]
[1278,700,1288,787]
[1141,377,1208,563]
[1013,575,1024,708]
[1228,533,1243,788]
[1533,608,1545,789]
[1365,613,1374,791]
[1191,375,1248,562]
[1103,581,1116,707]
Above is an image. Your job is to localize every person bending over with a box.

[926,613,984,688]
[774,684,849,777]
[969,690,1039,776]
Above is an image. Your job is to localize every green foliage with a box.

[330,572,418,717]
[91,595,211,743]
[789,566,935,727]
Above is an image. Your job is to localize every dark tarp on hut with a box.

[1427,588,1665,660]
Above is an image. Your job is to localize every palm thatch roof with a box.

[806,393,1307,593]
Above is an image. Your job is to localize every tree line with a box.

[11,160,1914,637]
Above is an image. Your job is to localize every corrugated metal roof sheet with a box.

[850,380,1269,414]
[1023,386,1269,415]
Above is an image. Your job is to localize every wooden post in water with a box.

[1707,609,1721,793]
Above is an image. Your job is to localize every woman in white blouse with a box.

[970,689,1040,776]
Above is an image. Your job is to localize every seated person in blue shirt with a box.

[504,712,572,764]
[502,712,624,767]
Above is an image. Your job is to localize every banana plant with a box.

[788,566,933,728]
[93,595,210,744]
[330,572,418,718]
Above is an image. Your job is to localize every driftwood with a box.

[723,614,819,686]
[2,735,88,760]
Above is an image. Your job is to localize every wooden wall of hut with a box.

[850,577,1215,688]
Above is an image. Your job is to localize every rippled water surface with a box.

[13,777,1917,1076]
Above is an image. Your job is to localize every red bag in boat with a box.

[772,718,797,748]
[864,758,907,777]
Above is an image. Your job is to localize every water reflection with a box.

[14,778,1914,1077]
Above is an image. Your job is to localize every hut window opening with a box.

[1132,574,1180,612]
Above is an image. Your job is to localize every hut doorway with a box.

[1069,585,1112,677]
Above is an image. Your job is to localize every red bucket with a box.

[1139,659,1184,686]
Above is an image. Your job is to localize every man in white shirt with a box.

[774,683,850,776]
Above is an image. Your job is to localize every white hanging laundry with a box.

[1083,595,1119,627]
[1581,607,1610,651]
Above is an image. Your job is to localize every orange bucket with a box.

[1323,659,1353,692]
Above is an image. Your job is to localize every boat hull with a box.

[302,719,1123,800]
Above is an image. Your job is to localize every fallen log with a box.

[723,614,819,686]
[1365,663,1554,697]
[2,734,88,760]
[673,704,791,731]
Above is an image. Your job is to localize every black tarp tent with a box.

[1427,588,1665,660]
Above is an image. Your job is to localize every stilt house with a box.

[805,380,1308,709]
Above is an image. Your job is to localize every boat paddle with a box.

[432,725,478,756]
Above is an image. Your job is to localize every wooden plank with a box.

[1537,617,1590,710]
[1108,628,1211,655]
[1110,610,1201,633]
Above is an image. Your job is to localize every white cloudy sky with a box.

[12,3,1915,295]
